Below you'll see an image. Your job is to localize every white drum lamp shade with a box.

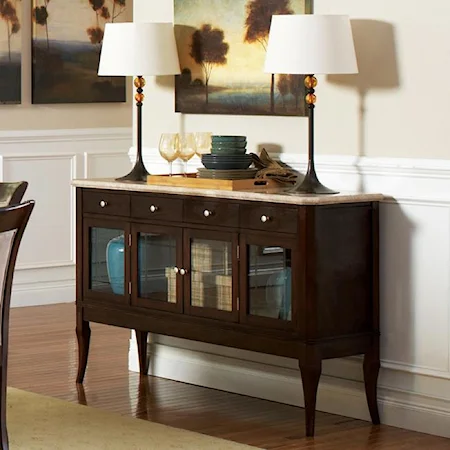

[98,22,180,76]
[264,15,358,75]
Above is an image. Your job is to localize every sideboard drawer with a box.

[184,199,239,228]
[83,190,130,217]
[240,204,298,234]
[131,194,183,222]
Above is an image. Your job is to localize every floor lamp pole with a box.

[116,76,150,183]
[290,75,338,195]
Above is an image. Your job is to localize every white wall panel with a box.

[86,152,132,178]
[3,155,75,268]
[380,202,450,373]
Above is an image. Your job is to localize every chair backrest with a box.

[0,182,28,208]
[0,201,34,352]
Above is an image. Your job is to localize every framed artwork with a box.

[0,1,21,104]
[31,0,128,104]
[174,0,312,117]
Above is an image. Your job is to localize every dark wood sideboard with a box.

[73,179,382,437]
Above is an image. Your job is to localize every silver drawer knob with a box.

[99,200,108,208]
[173,267,179,274]
[149,205,159,213]
[203,209,213,217]
[179,268,188,276]
[260,215,270,223]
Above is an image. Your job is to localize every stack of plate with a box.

[211,135,247,155]
[201,153,252,170]
[198,168,258,180]
[199,135,255,179]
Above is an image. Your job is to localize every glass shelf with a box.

[137,232,177,304]
[190,238,232,312]
[248,244,292,321]
[90,227,125,296]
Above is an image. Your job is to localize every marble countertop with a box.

[72,178,385,206]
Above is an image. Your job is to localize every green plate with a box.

[197,168,258,179]
[202,161,252,170]
[211,141,247,148]
[202,154,252,160]
[211,148,247,155]
[212,135,246,143]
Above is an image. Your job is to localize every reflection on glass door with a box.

[248,245,292,321]
[190,238,232,311]
[90,227,125,296]
[137,232,177,304]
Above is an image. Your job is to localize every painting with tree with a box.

[31,0,129,104]
[174,0,311,116]
[0,0,21,104]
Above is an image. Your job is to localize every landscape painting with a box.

[174,0,311,116]
[0,0,21,104]
[32,0,128,104]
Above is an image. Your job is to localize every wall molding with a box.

[0,127,132,146]
[134,146,450,203]
[12,265,76,306]
[12,280,75,307]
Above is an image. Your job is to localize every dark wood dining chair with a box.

[0,182,28,208]
[0,201,34,450]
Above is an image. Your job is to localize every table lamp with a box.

[98,22,181,182]
[264,15,358,194]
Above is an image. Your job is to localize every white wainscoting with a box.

[0,127,132,307]
[127,147,450,438]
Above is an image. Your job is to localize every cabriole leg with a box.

[363,339,381,424]
[135,330,149,376]
[76,310,91,384]
[299,350,322,437]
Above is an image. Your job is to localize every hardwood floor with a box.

[7,303,450,449]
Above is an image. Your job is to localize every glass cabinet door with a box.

[184,229,238,322]
[131,224,183,312]
[240,234,298,328]
[83,219,130,303]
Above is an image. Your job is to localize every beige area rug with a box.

[7,388,258,449]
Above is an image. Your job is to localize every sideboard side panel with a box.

[76,187,83,306]
[313,203,374,339]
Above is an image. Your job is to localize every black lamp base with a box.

[115,159,150,183]
[116,76,149,183]
[290,75,339,195]
[289,170,339,195]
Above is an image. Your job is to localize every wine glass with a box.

[194,132,212,156]
[159,133,179,176]
[178,133,197,177]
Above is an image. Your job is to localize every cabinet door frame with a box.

[131,222,183,313]
[83,217,130,305]
[184,228,239,322]
[239,232,300,330]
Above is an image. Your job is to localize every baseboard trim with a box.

[128,341,450,439]
[11,281,75,308]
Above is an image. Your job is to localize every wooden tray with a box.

[146,173,280,191]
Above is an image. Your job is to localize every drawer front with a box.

[131,194,183,221]
[240,204,298,234]
[184,199,239,228]
[83,190,130,217]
